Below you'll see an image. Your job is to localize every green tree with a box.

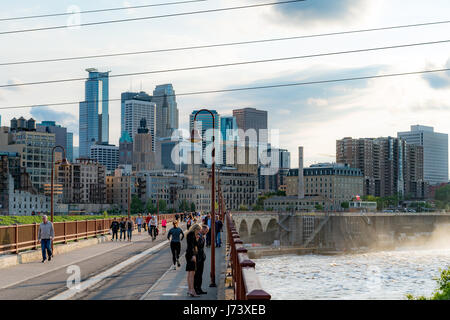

[239,204,248,211]
[179,199,189,212]
[190,202,196,212]
[130,195,144,214]
[407,267,450,300]
[435,184,450,203]
[146,201,156,214]
[341,201,349,209]
[158,200,167,213]
[315,204,323,211]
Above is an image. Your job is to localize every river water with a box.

[254,247,450,300]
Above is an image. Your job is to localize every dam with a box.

[231,211,450,253]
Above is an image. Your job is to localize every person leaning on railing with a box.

[38,215,54,263]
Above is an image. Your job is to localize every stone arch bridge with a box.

[231,212,280,245]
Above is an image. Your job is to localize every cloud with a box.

[271,0,374,26]
[30,106,78,134]
[422,59,450,89]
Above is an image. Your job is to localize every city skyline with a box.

[0,0,450,172]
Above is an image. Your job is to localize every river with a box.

[254,247,450,300]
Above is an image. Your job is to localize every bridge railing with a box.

[226,211,271,300]
[0,213,177,255]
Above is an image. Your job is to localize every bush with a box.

[407,267,450,300]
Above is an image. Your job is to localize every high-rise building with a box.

[56,158,106,204]
[89,143,119,172]
[398,125,448,185]
[36,121,73,162]
[190,110,221,165]
[133,118,156,172]
[79,68,110,157]
[232,107,268,146]
[153,84,179,138]
[119,131,133,167]
[336,136,425,198]
[0,119,56,193]
[121,91,156,152]
[220,116,239,165]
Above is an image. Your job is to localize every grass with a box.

[0,214,130,226]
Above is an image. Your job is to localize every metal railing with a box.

[0,214,176,255]
[226,211,271,300]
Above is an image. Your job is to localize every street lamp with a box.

[128,173,139,219]
[51,145,70,251]
[191,109,217,287]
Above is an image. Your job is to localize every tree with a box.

[158,200,167,213]
[435,184,450,203]
[130,195,144,214]
[315,204,323,211]
[145,201,156,214]
[239,204,248,211]
[341,201,349,209]
[179,199,189,212]
[190,202,196,212]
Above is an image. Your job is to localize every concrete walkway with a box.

[0,228,163,290]
[142,230,227,300]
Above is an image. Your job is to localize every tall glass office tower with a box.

[190,110,221,164]
[79,68,110,157]
[153,84,179,138]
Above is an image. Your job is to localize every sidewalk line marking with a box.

[50,239,170,300]
[0,232,155,290]
[139,265,173,300]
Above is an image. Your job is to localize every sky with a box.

[0,0,449,173]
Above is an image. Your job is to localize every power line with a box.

[1,67,448,110]
[2,19,450,67]
[0,0,305,35]
[0,0,208,22]
[1,38,450,89]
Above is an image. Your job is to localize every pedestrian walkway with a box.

[0,228,162,290]
[142,230,227,300]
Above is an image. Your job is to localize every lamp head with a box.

[190,128,202,143]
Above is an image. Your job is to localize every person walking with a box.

[149,214,158,241]
[136,214,143,233]
[38,215,54,263]
[186,216,192,230]
[110,217,119,241]
[215,216,223,248]
[185,223,201,297]
[119,217,126,241]
[194,225,209,295]
[167,220,185,270]
[161,217,167,235]
[126,218,134,242]
[205,213,212,247]
[145,213,151,234]
[175,213,180,222]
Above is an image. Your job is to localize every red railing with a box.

[0,214,177,255]
[226,211,271,300]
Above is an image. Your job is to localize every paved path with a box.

[0,228,171,299]
[0,223,227,300]
[142,230,227,300]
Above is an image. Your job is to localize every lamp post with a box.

[191,109,216,287]
[128,173,139,219]
[51,145,70,251]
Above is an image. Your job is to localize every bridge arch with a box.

[239,219,249,238]
[250,219,263,236]
[266,218,278,232]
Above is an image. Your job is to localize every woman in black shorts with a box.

[185,223,201,297]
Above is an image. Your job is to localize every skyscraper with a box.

[220,116,239,165]
[36,121,73,161]
[121,91,156,151]
[232,107,268,146]
[398,125,449,185]
[153,84,179,138]
[79,68,110,157]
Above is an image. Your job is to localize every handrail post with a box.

[15,223,19,253]
[34,222,38,250]
[86,219,88,239]
[64,221,67,244]
[75,220,78,242]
